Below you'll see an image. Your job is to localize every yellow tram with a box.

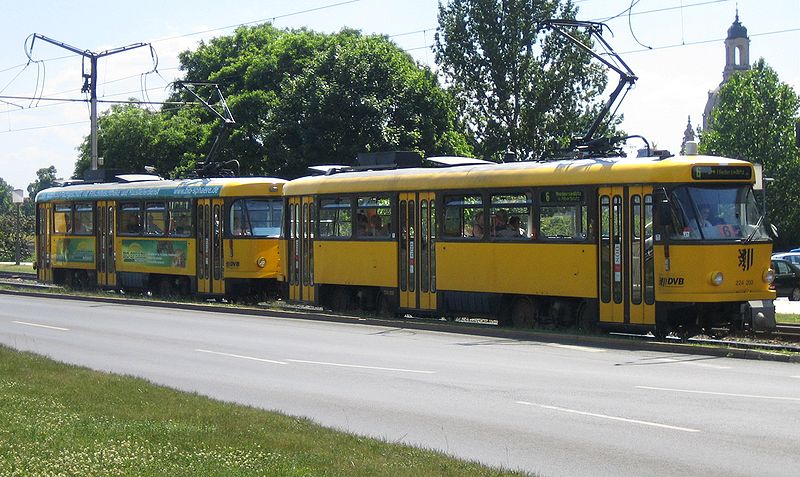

[35,175,286,297]
[283,152,776,336]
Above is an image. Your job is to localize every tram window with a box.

[119,203,142,235]
[600,196,611,303]
[145,202,166,236]
[54,204,72,234]
[228,199,282,237]
[443,194,483,238]
[540,205,581,239]
[318,197,352,238]
[356,196,392,238]
[73,203,93,234]
[490,193,531,239]
[169,200,192,237]
[538,190,587,240]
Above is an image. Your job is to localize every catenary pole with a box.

[28,34,150,170]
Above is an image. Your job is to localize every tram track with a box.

[2,273,799,357]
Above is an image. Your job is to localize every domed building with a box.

[702,10,751,130]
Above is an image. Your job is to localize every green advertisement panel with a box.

[121,240,189,269]
[55,237,95,263]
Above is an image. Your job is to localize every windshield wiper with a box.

[745,214,765,243]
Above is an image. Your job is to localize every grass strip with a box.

[0,345,525,477]
[0,263,35,274]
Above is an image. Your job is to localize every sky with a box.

[1,0,798,195]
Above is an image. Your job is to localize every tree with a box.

[172,25,471,178]
[74,103,208,179]
[700,59,800,248]
[0,178,32,261]
[27,166,58,199]
[0,177,14,215]
[434,0,610,161]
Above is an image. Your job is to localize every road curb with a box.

[1,287,797,363]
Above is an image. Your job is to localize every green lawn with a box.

[0,263,35,274]
[777,313,800,324]
[0,346,524,477]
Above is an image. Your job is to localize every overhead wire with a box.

[1,0,797,134]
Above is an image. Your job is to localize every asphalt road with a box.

[1,294,798,476]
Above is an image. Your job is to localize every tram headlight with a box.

[257,257,267,268]
[710,271,724,286]
[763,268,775,284]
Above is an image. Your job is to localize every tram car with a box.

[35,173,286,298]
[282,151,776,337]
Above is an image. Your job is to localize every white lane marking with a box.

[286,359,436,374]
[12,321,69,331]
[515,400,699,433]
[792,376,800,379]
[637,386,800,402]
[545,343,605,353]
[195,349,287,365]
[651,357,731,369]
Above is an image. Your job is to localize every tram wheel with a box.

[790,287,800,302]
[330,287,351,312]
[376,292,396,318]
[63,270,75,289]
[577,301,598,333]
[158,277,173,297]
[511,297,538,328]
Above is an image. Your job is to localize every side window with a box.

[776,261,790,275]
[145,202,166,236]
[74,203,94,235]
[230,200,249,236]
[54,204,72,234]
[355,196,392,238]
[490,192,532,239]
[169,200,192,237]
[119,203,142,235]
[443,194,483,239]
[318,197,352,238]
[538,190,587,240]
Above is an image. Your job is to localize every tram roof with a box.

[283,155,755,195]
[35,176,286,203]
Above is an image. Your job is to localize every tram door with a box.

[197,198,225,294]
[36,203,52,283]
[399,192,437,311]
[96,201,116,287]
[598,186,655,325]
[288,196,315,303]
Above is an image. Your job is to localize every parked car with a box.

[771,258,800,301]
[772,252,800,266]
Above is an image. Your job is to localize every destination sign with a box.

[692,165,752,181]
[540,190,584,204]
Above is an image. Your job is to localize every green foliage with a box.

[434,0,610,161]
[75,103,209,179]
[0,179,33,261]
[174,25,471,178]
[0,212,33,262]
[0,177,14,216]
[27,166,58,200]
[700,59,800,248]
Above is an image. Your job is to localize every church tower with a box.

[681,116,696,155]
[702,10,751,130]
[723,10,750,81]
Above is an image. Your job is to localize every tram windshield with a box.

[229,199,283,237]
[667,185,768,241]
